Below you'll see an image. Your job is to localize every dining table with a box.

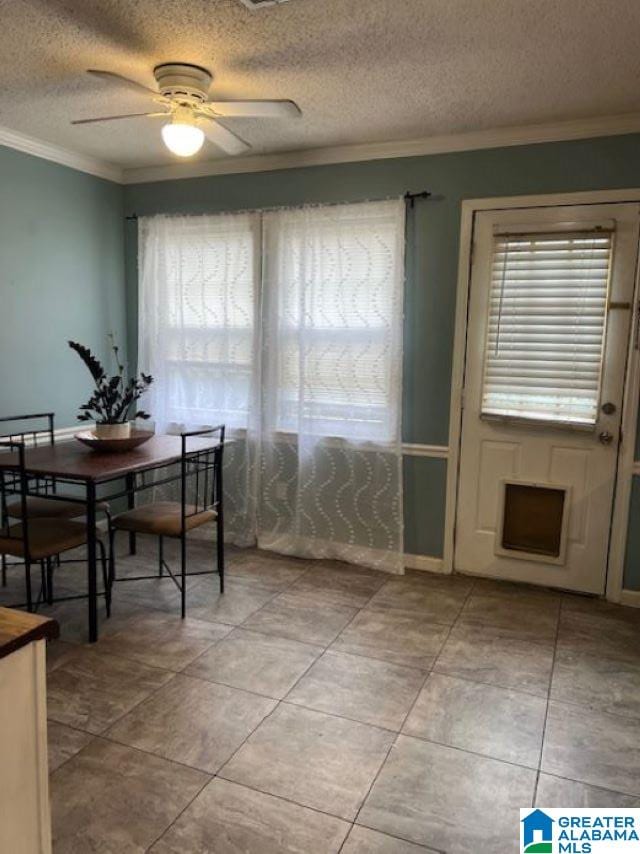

[0,435,215,642]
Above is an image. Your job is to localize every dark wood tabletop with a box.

[0,435,218,483]
[0,607,59,660]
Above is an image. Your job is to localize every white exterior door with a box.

[455,203,639,593]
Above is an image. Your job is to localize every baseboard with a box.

[404,553,446,573]
[619,589,640,608]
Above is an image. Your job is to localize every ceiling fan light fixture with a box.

[161,119,205,157]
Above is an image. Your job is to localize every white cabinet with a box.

[0,610,57,854]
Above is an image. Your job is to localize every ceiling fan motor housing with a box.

[154,63,212,103]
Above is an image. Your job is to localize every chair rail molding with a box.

[402,443,449,459]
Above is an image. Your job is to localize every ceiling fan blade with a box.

[202,119,251,155]
[71,112,165,125]
[205,100,301,119]
[87,69,162,97]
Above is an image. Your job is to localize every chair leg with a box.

[1,554,6,587]
[158,536,164,577]
[46,557,54,606]
[98,539,111,618]
[216,510,225,595]
[109,525,117,583]
[37,560,47,611]
[24,560,33,612]
[180,534,186,619]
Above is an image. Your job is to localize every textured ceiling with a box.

[2,0,640,169]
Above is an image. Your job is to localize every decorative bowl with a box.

[74,428,154,453]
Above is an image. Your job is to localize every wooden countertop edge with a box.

[0,607,59,660]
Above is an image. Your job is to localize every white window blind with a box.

[481,229,613,426]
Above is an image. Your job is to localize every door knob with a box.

[598,431,614,445]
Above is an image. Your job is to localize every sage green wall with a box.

[0,146,126,430]
[124,132,640,566]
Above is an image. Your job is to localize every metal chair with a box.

[108,425,225,617]
[0,440,111,614]
[0,412,111,587]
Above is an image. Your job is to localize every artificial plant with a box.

[69,335,153,424]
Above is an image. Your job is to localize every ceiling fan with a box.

[71,62,302,157]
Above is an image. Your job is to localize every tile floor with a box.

[4,539,640,852]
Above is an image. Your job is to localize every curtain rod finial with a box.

[404,191,432,209]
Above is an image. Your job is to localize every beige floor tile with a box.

[150,778,349,853]
[46,638,80,672]
[459,593,559,641]
[472,578,560,603]
[51,738,208,853]
[433,622,554,695]
[41,595,121,644]
[243,592,357,645]
[112,575,196,613]
[228,551,309,590]
[220,703,395,820]
[342,826,440,853]
[557,609,640,663]
[287,650,424,730]
[47,646,173,734]
[366,576,470,623]
[536,773,640,807]
[561,593,640,620]
[47,721,94,773]
[332,609,449,670]
[186,628,322,698]
[359,736,536,853]
[96,610,232,670]
[542,701,640,795]
[403,673,546,768]
[107,673,276,773]
[39,543,640,851]
[551,647,640,718]
[288,563,388,608]
[186,576,278,625]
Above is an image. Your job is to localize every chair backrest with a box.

[180,425,225,529]
[0,412,55,447]
[0,440,31,558]
[0,413,56,509]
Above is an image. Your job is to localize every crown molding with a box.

[3,110,640,188]
[122,111,640,185]
[0,124,123,183]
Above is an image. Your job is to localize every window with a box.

[262,202,404,441]
[140,201,404,442]
[481,228,613,426]
[139,213,259,430]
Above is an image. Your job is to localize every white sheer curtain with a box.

[259,201,405,572]
[138,213,261,544]
[138,200,405,572]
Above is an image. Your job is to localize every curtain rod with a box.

[124,190,432,221]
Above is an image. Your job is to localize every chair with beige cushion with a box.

[0,440,110,613]
[0,412,111,587]
[109,425,225,618]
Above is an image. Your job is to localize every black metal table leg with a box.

[86,480,98,642]
[126,472,136,555]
